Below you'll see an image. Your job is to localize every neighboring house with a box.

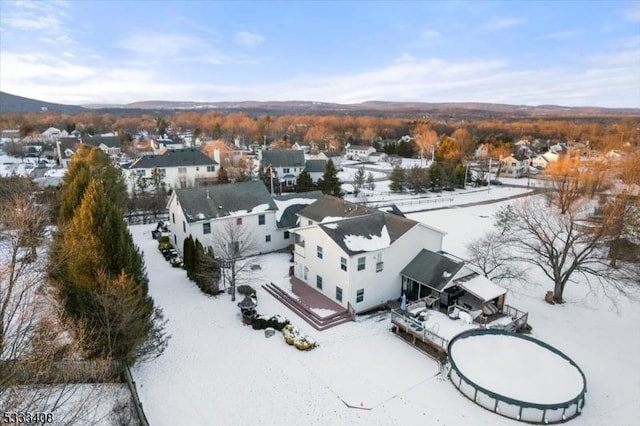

[125,148,218,193]
[474,144,490,159]
[56,137,80,168]
[368,152,388,163]
[541,150,560,164]
[292,141,311,154]
[304,159,326,183]
[324,151,343,168]
[261,149,306,187]
[167,182,322,256]
[499,154,528,178]
[531,154,550,169]
[292,210,446,313]
[82,135,122,157]
[345,144,376,161]
[41,127,63,142]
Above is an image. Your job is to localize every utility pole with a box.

[269,164,274,196]
[464,162,469,189]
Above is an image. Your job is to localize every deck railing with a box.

[391,309,449,351]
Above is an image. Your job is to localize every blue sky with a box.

[1,0,639,107]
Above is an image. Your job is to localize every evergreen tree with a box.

[217,166,230,184]
[389,165,406,193]
[317,159,342,197]
[58,145,127,225]
[295,169,314,192]
[406,166,429,193]
[183,235,196,280]
[194,239,204,290]
[352,166,366,196]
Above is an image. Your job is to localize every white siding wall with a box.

[126,165,217,194]
[168,196,286,256]
[293,223,445,313]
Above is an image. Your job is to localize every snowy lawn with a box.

[131,194,640,426]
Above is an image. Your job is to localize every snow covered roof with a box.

[272,191,323,228]
[318,212,417,255]
[175,181,277,222]
[455,274,506,302]
[128,148,217,169]
[298,195,378,223]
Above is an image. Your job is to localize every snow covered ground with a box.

[130,194,640,426]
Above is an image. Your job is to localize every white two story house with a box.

[345,144,376,161]
[499,154,528,178]
[261,149,306,188]
[125,148,218,193]
[292,207,446,313]
[168,181,322,256]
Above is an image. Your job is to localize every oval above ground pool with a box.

[447,329,587,424]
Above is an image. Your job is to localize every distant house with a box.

[292,141,312,154]
[499,154,528,178]
[292,209,446,313]
[474,144,490,159]
[41,127,63,142]
[261,149,306,188]
[56,137,80,168]
[345,144,376,161]
[296,194,380,227]
[167,181,322,256]
[125,148,218,193]
[82,135,122,157]
[304,159,326,183]
[368,152,388,163]
[531,154,551,169]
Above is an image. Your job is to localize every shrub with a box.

[237,285,256,297]
[251,314,289,331]
[157,236,170,245]
[282,324,316,351]
[158,241,172,251]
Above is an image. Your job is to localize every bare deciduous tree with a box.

[492,196,637,303]
[1,194,117,425]
[466,231,526,285]
[209,219,257,301]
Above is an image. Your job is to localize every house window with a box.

[284,231,290,239]
[178,167,187,174]
[340,257,347,271]
[183,221,186,233]
[203,223,211,234]
[228,241,240,256]
[265,235,271,242]
[304,266,308,280]
[358,256,366,271]
[258,214,265,225]
[316,275,323,290]
[174,235,177,245]
[196,166,199,171]
[136,169,146,177]
[207,165,215,172]
[172,213,175,223]
[317,245,323,259]
[356,289,364,303]
[376,253,384,272]
[236,217,242,225]
[158,168,166,177]
[283,167,290,173]
[308,220,312,226]
[336,286,343,302]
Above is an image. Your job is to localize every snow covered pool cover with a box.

[449,330,586,405]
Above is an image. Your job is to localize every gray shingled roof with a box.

[401,250,464,291]
[175,181,276,223]
[128,148,218,169]
[298,195,378,222]
[273,191,323,229]
[346,145,372,151]
[318,212,417,255]
[304,159,326,173]
[82,135,121,148]
[262,150,305,167]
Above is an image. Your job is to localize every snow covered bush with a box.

[282,324,316,351]
[251,314,289,331]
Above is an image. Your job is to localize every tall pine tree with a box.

[317,159,342,197]
[295,169,314,192]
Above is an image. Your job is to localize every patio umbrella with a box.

[400,293,407,311]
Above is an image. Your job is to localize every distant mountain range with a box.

[2,91,638,119]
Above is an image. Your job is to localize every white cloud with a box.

[540,30,583,40]
[421,29,441,38]
[484,17,522,31]
[621,4,640,22]
[117,33,205,57]
[234,31,264,47]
